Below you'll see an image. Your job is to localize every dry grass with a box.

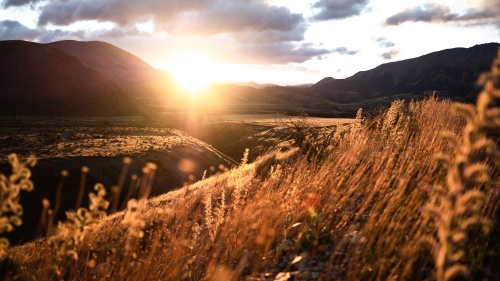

[1,54,499,281]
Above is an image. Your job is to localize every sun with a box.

[166,52,218,94]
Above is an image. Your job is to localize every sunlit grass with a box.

[0,50,499,281]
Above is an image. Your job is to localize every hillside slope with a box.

[5,96,500,280]
[0,40,148,116]
[47,40,177,100]
[311,43,499,103]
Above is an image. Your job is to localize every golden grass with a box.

[1,95,496,281]
[1,52,500,281]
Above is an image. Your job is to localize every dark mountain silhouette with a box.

[0,40,150,116]
[311,43,500,103]
[47,40,177,100]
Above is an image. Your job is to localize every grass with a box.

[0,52,499,280]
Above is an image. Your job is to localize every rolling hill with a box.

[0,40,149,117]
[311,43,500,103]
[47,40,177,101]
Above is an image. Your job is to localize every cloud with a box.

[380,49,399,60]
[374,37,395,48]
[226,42,332,64]
[332,47,359,55]
[2,0,40,8]
[32,0,330,64]
[311,0,370,21]
[466,0,500,15]
[0,20,39,40]
[165,2,304,36]
[37,0,213,27]
[36,0,305,39]
[0,19,144,43]
[0,21,86,42]
[385,3,498,25]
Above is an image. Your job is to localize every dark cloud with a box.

[311,0,369,21]
[380,49,399,60]
[385,3,498,25]
[332,47,359,55]
[166,2,304,36]
[2,0,40,8]
[38,0,212,27]
[375,37,395,48]
[36,0,305,40]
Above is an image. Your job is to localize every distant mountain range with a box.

[311,43,499,104]
[227,81,278,89]
[0,40,498,117]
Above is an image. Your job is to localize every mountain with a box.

[0,40,150,116]
[226,81,278,89]
[311,43,500,103]
[47,40,177,100]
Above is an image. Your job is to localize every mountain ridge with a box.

[311,42,500,103]
[47,40,177,100]
[0,40,149,116]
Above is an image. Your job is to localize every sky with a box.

[0,0,499,86]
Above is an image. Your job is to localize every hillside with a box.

[47,40,177,100]
[311,43,500,103]
[0,40,149,117]
[4,95,500,280]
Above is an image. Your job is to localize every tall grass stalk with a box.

[423,49,500,281]
[0,154,35,257]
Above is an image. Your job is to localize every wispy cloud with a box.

[226,42,332,64]
[374,37,395,48]
[332,47,359,55]
[380,49,399,60]
[385,3,498,25]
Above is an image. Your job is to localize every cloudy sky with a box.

[0,0,499,86]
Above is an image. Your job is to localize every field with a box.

[0,114,348,247]
[0,116,235,246]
